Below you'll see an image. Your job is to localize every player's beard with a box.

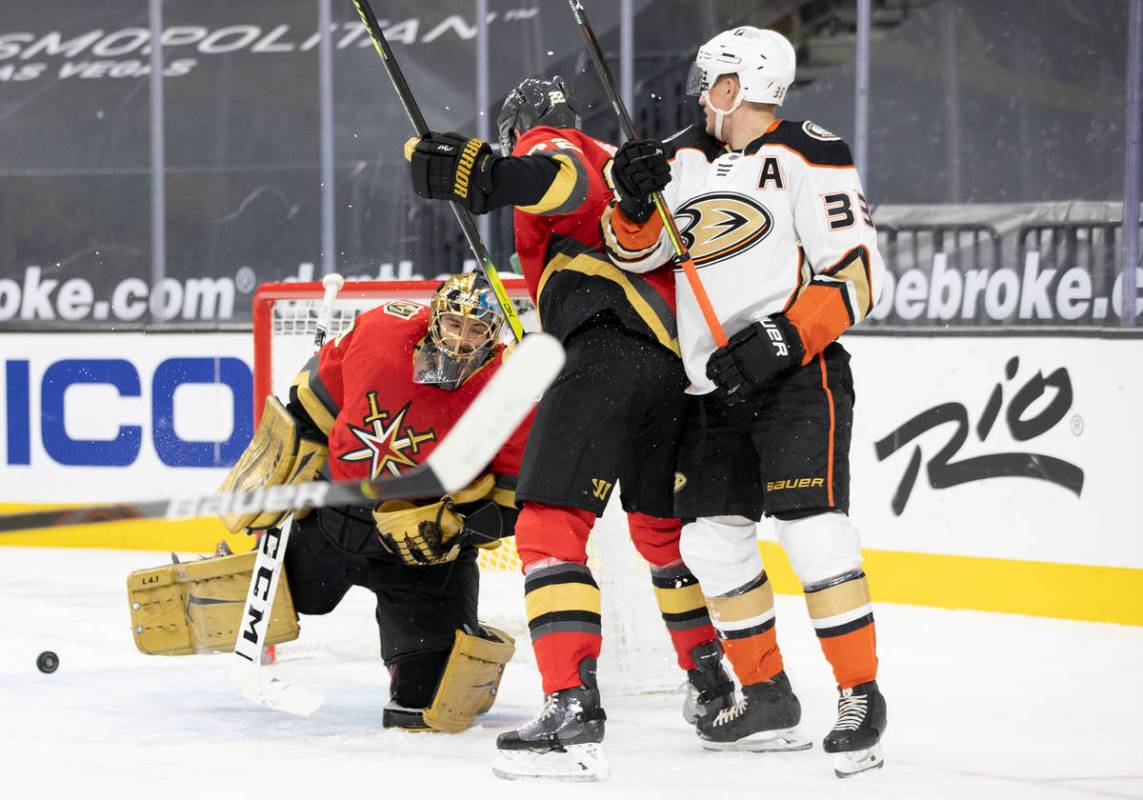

[412,338,492,389]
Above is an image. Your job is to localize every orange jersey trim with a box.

[787,284,855,361]
[608,201,665,253]
[819,355,836,508]
[787,246,872,361]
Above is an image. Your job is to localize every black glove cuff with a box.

[408,132,495,214]
[765,314,805,367]
[618,194,656,224]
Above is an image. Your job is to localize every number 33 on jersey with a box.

[604,119,886,395]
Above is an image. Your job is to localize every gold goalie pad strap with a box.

[217,396,328,532]
[422,624,516,733]
[127,550,300,656]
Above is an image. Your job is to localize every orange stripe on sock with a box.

[818,620,878,689]
[720,626,784,686]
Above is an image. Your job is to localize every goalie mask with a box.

[496,76,582,155]
[414,273,506,389]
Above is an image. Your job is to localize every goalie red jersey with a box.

[291,300,529,482]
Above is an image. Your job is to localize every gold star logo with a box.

[340,392,435,479]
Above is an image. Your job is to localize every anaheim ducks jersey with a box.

[603,119,885,394]
[290,301,530,483]
[511,126,678,353]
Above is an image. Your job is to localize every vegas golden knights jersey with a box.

[603,120,886,395]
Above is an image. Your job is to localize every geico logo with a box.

[4,357,252,468]
[766,477,825,491]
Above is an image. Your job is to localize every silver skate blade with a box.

[833,743,884,778]
[492,743,611,782]
[700,728,813,753]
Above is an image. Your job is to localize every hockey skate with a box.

[681,640,734,725]
[696,670,811,752]
[492,659,609,782]
[382,701,430,731]
[823,680,887,778]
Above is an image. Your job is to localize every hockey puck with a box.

[36,651,59,674]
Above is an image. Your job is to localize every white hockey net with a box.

[253,278,679,694]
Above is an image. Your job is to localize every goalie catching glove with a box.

[406,131,496,214]
[373,473,504,567]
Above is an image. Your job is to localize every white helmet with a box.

[687,27,796,140]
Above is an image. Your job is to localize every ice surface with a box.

[1,547,1141,800]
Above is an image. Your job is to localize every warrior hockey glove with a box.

[610,138,671,223]
[706,315,805,405]
[406,131,496,214]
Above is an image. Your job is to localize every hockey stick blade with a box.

[0,333,564,535]
[232,657,326,717]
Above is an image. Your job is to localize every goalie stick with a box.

[349,0,525,343]
[0,333,564,534]
[231,272,342,716]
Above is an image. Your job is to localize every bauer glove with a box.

[610,138,671,222]
[706,315,805,406]
[406,131,496,214]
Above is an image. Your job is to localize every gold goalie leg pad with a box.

[422,624,515,733]
[127,549,300,655]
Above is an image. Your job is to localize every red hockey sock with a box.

[515,502,593,566]
[627,512,718,671]
[516,503,600,694]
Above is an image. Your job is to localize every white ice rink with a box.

[1,546,1141,800]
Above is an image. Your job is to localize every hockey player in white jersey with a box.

[603,26,887,778]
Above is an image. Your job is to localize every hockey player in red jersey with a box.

[604,29,888,778]
[279,274,528,732]
[406,77,727,780]
[128,275,527,733]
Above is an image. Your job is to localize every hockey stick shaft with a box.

[566,0,727,347]
[311,273,345,351]
[231,275,343,714]
[0,334,564,535]
[350,0,525,343]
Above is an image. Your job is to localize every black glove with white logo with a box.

[610,139,671,223]
[406,131,496,214]
[705,315,805,406]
